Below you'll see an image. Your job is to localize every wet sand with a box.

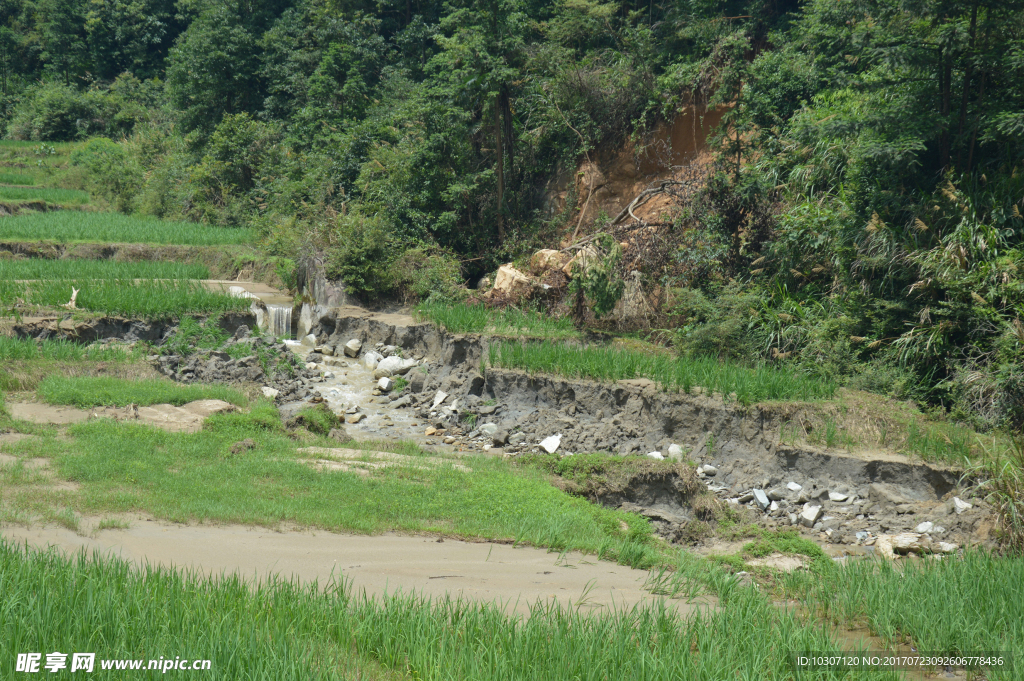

[2,520,714,617]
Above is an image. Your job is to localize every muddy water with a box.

[2,521,715,617]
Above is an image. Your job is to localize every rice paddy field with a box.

[0,258,211,279]
[0,210,253,245]
[488,339,838,404]
[0,185,89,204]
[0,278,249,317]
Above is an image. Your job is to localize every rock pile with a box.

[154,326,323,402]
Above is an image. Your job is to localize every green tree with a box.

[38,0,87,85]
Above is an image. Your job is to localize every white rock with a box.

[828,491,849,502]
[769,501,779,512]
[667,444,684,460]
[305,362,318,370]
[936,541,959,554]
[539,434,562,454]
[788,513,798,525]
[362,351,383,371]
[753,489,770,511]
[432,391,449,409]
[260,387,280,399]
[953,497,973,514]
[701,464,718,476]
[343,339,362,357]
[647,452,665,460]
[479,423,498,436]
[875,535,896,560]
[891,532,923,554]
[323,371,335,379]
[300,334,317,347]
[800,504,823,528]
[377,377,393,392]
[376,356,418,377]
[914,521,934,534]
[787,481,802,492]
[321,345,335,356]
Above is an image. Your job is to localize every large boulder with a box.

[561,244,601,278]
[374,355,418,378]
[489,265,539,299]
[529,249,570,277]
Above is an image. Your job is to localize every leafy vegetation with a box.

[0,185,88,204]
[416,302,579,340]
[0,337,141,362]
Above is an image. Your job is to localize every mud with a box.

[7,399,238,433]
[11,312,256,342]
[0,520,714,617]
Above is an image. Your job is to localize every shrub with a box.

[323,211,398,299]
[70,137,144,212]
[6,81,146,141]
[390,247,463,302]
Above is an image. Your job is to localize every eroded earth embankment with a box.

[312,308,990,554]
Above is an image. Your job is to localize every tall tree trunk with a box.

[494,95,505,242]
[956,2,978,169]
[939,45,953,169]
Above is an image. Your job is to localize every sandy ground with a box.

[2,520,714,617]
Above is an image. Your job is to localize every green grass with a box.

[0,186,89,204]
[0,258,211,280]
[0,337,142,362]
[2,403,658,566]
[0,538,895,681]
[38,376,248,408]
[489,340,838,405]
[0,172,35,185]
[0,211,253,245]
[787,551,1021,679]
[0,278,250,317]
[416,302,580,340]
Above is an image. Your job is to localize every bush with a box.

[70,137,144,212]
[323,211,397,299]
[7,81,146,141]
[390,248,463,302]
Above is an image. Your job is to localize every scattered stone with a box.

[788,513,799,526]
[855,531,870,542]
[800,504,823,528]
[343,339,362,357]
[346,413,365,424]
[301,334,317,347]
[328,428,352,444]
[891,532,924,554]
[769,500,779,512]
[915,521,934,534]
[828,491,849,503]
[432,391,449,409]
[321,345,334,356]
[426,427,437,436]
[479,423,498,436]
[875,535,896,560]
[647,451,665,460]
[261,387,280,399]
[667,443,684,460]
[539,434,562,453]
[936,541,959,554]
[375,356,418,377]
[787,481,802,492]
[377,377,394,392]
[753,489,770,511]
[230,438,256,455]
[478,404,497,415]
[492,430,509,447]
[767,489,784,501]
[701,464,718,476]
[738,492,755,503]
[953,497,973,514]
[443,436,456,444]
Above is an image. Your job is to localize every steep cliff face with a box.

[542,105,727,231]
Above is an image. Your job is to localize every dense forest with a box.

[2,0,1023,430]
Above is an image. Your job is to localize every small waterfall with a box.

[266,304,293,339]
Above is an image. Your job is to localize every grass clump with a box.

[416,301,580,340]
[0,259,211,280]
[0,186,89,204]
[0,337,141,362]
[0,278,250,318]
[0,211,253,245]
[0,172,35,185]
[489,340,837,405]
[286,402,340,436]
[789,550,1022,678]
[0,538,896,681]
[38,376,248,408]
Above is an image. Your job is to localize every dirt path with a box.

[2,521,714,617]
